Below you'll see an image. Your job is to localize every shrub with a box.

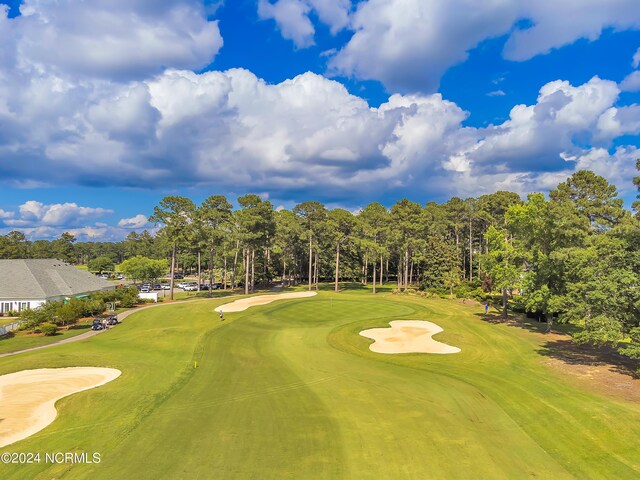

[510,295,527,313]
[41,324,57,336]
[20,306,53,329]
[119,287,140,308]
[417,291,437,298]
[453,283,471,298]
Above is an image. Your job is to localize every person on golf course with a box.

[219,310,224,321]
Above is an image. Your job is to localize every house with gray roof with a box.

[0,259,116,314]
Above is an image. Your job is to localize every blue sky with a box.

[0,0,639,240]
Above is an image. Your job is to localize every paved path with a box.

[0,302,180,359]
[0,294,272,358]
[0,293,244,359]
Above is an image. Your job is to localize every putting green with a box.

[1,291,640,479]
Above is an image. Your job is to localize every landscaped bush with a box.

[453,283,470,298]
[468,287,489,302]
[118,286,141,308]
[20,304,56,329]
[40,324,57,336]
[17,285,140,328]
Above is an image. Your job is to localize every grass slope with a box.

[1,290,639,479]
[0,325,94,355]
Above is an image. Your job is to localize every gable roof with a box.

[0,259,115,300]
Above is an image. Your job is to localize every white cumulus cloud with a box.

[2,0,222,80]
[2,201,113,228]
[0,209,14,220]
[620,71,640,92]
[0,65,638,204]
[258,0,315,48]
[257,0,350,48]
[564,146,640,198]
[329,0,640,93]
[118,214,150,229]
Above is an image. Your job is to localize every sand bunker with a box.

[360,320,461,354]
[215,291,317,313]
[0,367,121,448]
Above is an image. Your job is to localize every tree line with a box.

[1,167,639,356]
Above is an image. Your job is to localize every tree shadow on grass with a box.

[474,312,580,335]
[537,339,640,379]
[474,312,640,379]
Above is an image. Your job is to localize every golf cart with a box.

[91,318,104,330]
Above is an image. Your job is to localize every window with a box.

[2,302,12,314]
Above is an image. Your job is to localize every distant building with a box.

[0,259,116,314]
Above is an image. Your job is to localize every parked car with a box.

[116,274,125,280]
[161,284,171,290]
[212,283,223,290]
[183,283,198,291]
[177,282,188,289]
[173,273,184,279]
[140,287,150,293]
[199,284,210,290]
[152,283,161,290]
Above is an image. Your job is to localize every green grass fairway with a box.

[1,291,640,479]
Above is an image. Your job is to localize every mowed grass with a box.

[1,290,640,479]
[0,324,94,354]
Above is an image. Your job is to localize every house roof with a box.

[0,259,115,300]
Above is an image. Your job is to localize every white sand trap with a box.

[215,291,317,313]
[0,367,121,448]
[360,320,461,354]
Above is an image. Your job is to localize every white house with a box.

[0,259,116,314]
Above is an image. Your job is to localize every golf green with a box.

[1,291,639,479]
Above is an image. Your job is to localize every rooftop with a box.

[0,259,115,300]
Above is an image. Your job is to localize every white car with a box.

[183,284,198,291]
